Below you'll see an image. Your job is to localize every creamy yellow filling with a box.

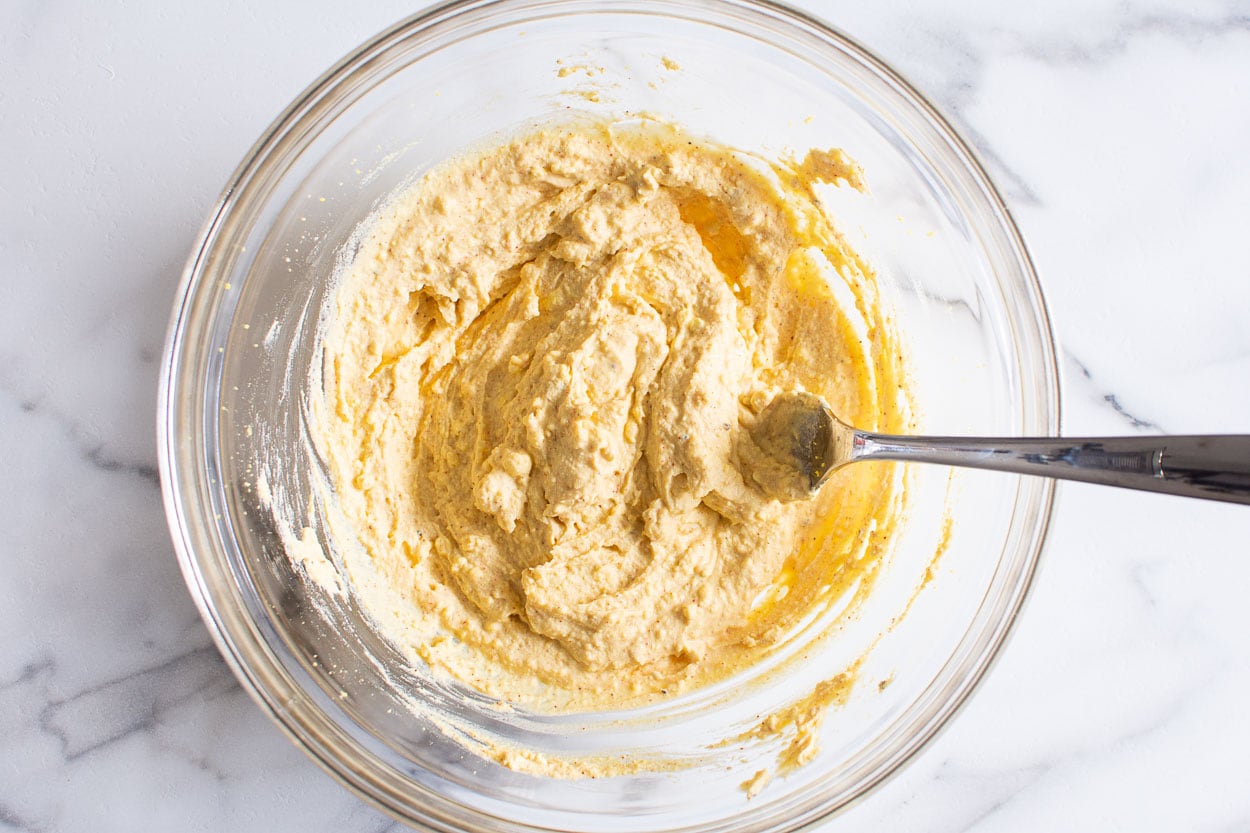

[316,120,908,715]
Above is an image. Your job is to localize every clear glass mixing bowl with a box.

[158,0,1059,829]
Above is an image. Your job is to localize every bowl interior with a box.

[163,1,1057,830]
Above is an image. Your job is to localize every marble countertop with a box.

[4,1,1249,830]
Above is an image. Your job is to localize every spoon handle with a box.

[850,433,1250,505]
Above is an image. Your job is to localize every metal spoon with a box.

[748,391,1250,505]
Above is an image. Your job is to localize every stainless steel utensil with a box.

[750,392,1250,504]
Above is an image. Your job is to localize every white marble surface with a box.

[3,1,1249,830]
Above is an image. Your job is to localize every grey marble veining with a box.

[2,0,1248,830]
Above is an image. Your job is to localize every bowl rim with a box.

[157,0,1061,829]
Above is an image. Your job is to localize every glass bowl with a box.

[157,0,1059,829]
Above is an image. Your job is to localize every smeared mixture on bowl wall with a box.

[316,120,908,713]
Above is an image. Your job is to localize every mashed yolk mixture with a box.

[315,120,908,713]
